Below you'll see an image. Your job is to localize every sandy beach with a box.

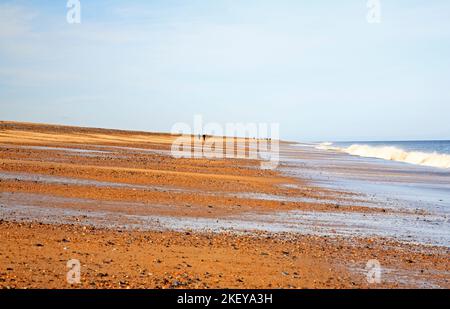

[0,121,449,289]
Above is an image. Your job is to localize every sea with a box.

[316,140,450,169]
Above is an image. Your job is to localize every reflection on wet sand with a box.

[1,191,448,247]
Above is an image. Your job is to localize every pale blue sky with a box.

[1,0,449,141]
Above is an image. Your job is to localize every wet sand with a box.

[0,121,449,288]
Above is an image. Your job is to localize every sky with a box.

[1,0,450,142]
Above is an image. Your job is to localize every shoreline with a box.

[0,121,449,288]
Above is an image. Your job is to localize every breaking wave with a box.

[316,143,450,169]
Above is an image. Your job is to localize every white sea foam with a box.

[316,143,450,169]
[315,142,339,151]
